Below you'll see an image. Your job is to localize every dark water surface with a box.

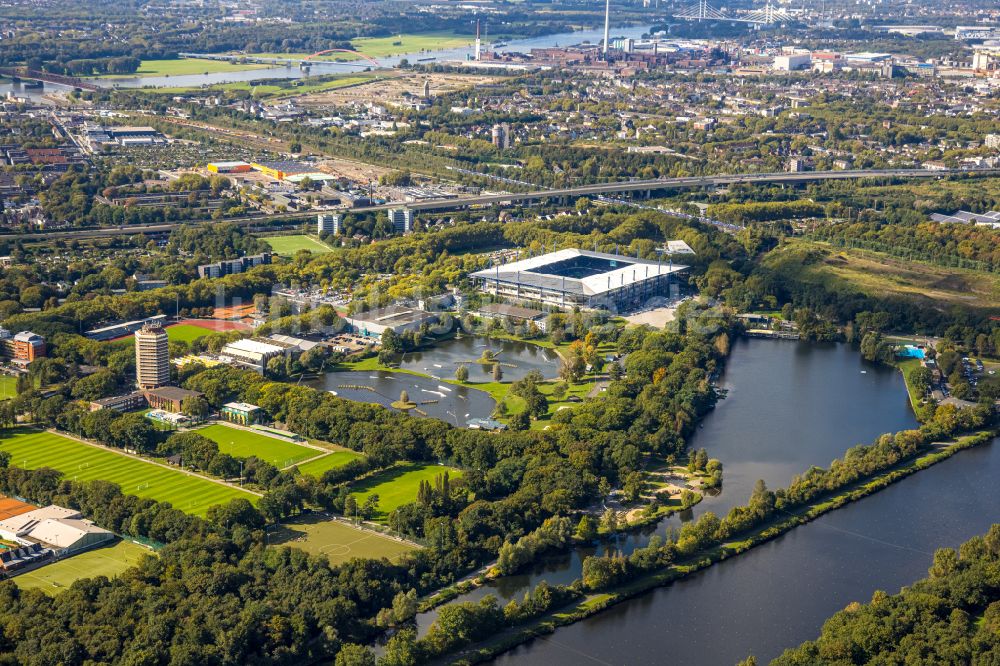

[482,339,997,665]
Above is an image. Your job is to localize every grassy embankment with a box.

[141,74,376,97]
[443,430,997,664]
[94,58,269,78]
[764,239,1000,312]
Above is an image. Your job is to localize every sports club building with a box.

[470,248,689,312]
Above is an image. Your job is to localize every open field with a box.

[95,58,269,79]
[0,430,257,516]
[297,71,501,109]
[766,240,1000,310]
[350,463,462,521]
[295,450,365,478]
[245,32,473,64]
[269,513,415,564]
[196,424,318,467]
[263,234,335,256]
[13,540,151,594]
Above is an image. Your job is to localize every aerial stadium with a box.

[470,247,690,312]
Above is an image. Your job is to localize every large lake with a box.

[410,338,997,662]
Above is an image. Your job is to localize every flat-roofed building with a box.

[135,324,169,390]
[470,248,688,312]
[142,386,204,413]
[207,161,252,174]
[221,401,263,425]
[0,505,113,557]
[318,213,341,235]
[346,305,438,338]
[387,208,412,234]
[0,330,45,366]
[89,391,147,412]
[475,303,549,332]
[197,252,271,279]
[220,338,289,373]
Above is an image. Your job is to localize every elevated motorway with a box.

[2,168,992,242]
[385,168,990,212]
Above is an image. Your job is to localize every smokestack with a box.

[603,0,610,57]
[475,20,482,61]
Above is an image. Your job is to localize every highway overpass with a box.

[2,168,991,242]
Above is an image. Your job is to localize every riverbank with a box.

[436,430,996,664]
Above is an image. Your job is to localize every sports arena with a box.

[471,248,688,311]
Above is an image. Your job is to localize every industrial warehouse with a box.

[470,248,689,311]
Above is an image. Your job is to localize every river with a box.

[89,25,655,89]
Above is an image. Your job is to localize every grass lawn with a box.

[95,58,269,79]
[0,429,257,516]
[195,424,318,468]
[350,463,462,521]
[351,32,473,58]
[14,540,151,594]
[269,513,415,564]
[263,234,335,256]
[0,375,17,400]
[295,450,365,478]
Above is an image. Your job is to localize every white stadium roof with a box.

[471,248,688,297]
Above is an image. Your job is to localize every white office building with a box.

[318,213,341,235]
[387,208,413,234]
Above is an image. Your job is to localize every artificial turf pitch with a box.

[0,430,257,516]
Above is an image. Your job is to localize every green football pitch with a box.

[0,430,257,516]
[269,513,414,564]
[263,235,335,256]
[13,540,151,594]
[195,424,319,468]
[350,463,462,521]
